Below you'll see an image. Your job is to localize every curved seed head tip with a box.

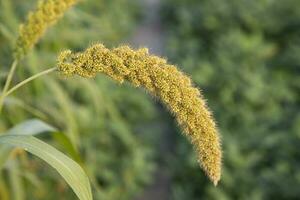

[213,180,218,186]
[14,0,78,59]
[57,43,222,185]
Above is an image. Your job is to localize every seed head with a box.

[57,44,222,185]
[15,0,78,59]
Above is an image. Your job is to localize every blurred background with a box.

[0,0,299,199]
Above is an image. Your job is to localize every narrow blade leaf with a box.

[0,119,57,169]
[0,135,92,200]
[6,119,57,135]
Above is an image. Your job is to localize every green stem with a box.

[0,60,18,112]
[4,67,57,97]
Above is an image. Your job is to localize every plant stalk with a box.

[4,67,57,97]
[0,60,18,113]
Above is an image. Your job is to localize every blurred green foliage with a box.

[0,0,161,199]
[162,0,300,199]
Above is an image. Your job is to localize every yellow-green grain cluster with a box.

[14,0,78,59]
[57,44,222,185]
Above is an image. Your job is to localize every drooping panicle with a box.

[57,44,222,185]
[14,0,78,59]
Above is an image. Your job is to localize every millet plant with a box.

[0,0,222,199]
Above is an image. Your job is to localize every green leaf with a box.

[0,135,93,200]
[5,119,57,135]
[52,132,83,164]
[0,119,58,170]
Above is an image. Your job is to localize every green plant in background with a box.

[162,0,300,199]
[0,0,156,199]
